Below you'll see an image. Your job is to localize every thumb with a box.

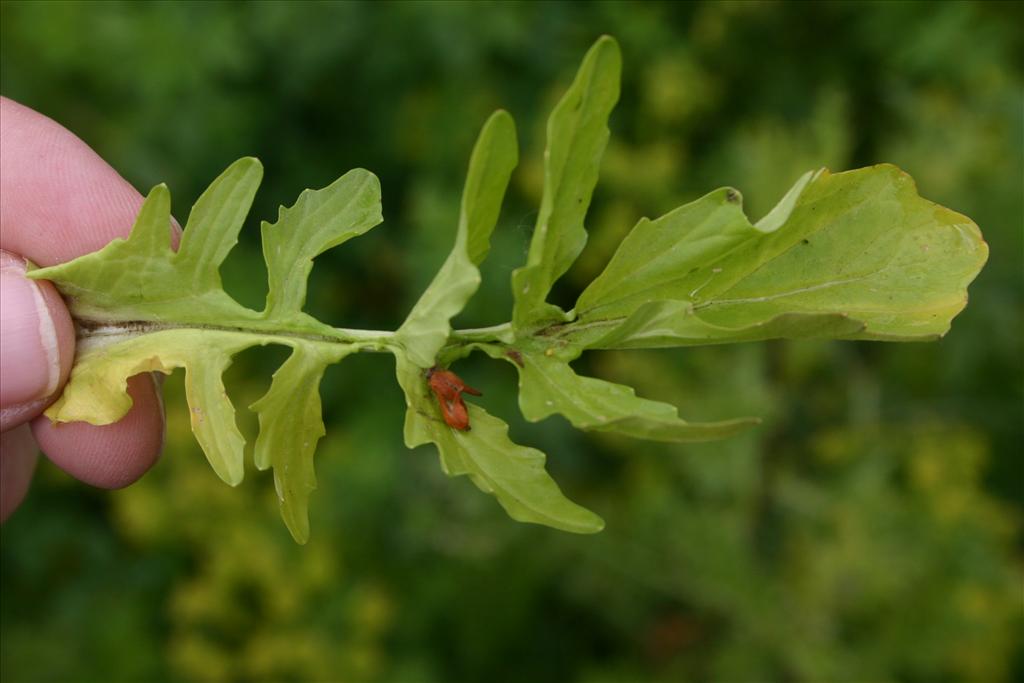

[0,251,75,432]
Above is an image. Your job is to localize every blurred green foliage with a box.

[2,2,1021,682]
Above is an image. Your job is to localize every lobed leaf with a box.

[44,330,266,485]
[262,169,383,325]
[251,344,354,543]
[396,111,518,368]
[29,160,383,536]
[175,157,264,292]
[30,159,262,324]
[511,35,621,332]
[572,165,988,347]
[25,36,988,542]
[394,354,603,533]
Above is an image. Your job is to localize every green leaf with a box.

[394,354,603,533]
[45,330,269,485]
[262,169,382,325]
[397,111,518,367]
[572,165,987,347]
[250,344,354,543]
[484,345,759,441]
[30,159,262,324]
[463,112,520,266]
[511,35,621,331]
[176,157,264,292]
[29,161,382,536]
[25,37,988,542]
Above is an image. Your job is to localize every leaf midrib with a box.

[74,318,393,349]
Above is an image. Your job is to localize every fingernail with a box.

[0,257,61,405]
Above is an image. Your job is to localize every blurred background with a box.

[2,2,1021,682]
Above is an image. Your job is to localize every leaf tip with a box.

[352,168,384,201]
[230,156,265,181]
[351,166,381,183]
[488,108,514,124]
[568,510,605,534]
[288,525,310,545]
[596,35,622,67]
[576,35,621,81]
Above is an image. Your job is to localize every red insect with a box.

[426,366,482,431]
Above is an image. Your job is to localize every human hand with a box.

[1,97,169,522]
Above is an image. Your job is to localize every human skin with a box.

[0,96,169,522]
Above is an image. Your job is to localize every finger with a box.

[1,96,175,485]
[0,251,75,432]
[0,96,181,264]
[0,424,39,523]
[32,373,164,489]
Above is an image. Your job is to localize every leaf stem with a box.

[73,317,523,354]
[75,318,399,351]
[449,322,513,343]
